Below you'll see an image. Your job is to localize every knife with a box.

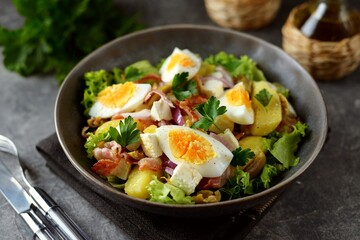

[0,161,55,240]
[28,186,91,240]
[0,134,90,240]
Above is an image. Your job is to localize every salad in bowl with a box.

[81,47,307,205]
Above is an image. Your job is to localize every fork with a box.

[0,135,90,240]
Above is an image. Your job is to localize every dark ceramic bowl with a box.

[55,24,327,217]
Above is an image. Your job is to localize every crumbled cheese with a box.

[170,162,203,195]
[202,79,224,98]
[150,99,172,121]
[140,133,163,158]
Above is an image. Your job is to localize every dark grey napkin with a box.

[36,133,278,240]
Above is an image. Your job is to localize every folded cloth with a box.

[36,133,279,240]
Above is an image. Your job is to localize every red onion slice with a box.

[200,67,234,88]
[165,166,174,175]
[171,107,185,126]
[144,89,175,108]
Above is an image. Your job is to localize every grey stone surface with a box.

[0,0,360,239]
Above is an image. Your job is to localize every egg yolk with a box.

[225,84,251,109]
[168,130,216,165]
[97,82,136,108]
[167,53,195,71]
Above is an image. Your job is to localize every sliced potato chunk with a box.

[239,136,267,155]
[95,119,120,135]
[250,81,282,136]
[124,166,162,199]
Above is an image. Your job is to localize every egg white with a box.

[156,125,233,178]
[89,83,151,118]
[219,82,254,125]
[160,47,201,83]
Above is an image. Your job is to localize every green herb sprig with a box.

[0,0,143,84]
[192,96,227,132]
[231,147,255,166]
[255,88,273,107]
[171,72,198,101]
[108,116,140,147]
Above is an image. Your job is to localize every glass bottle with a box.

[299,0,358,41]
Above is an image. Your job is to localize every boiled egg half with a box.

[156,125,233,177]
[219,82,254,125]
[160,47,201,83]
[89,82,151,118]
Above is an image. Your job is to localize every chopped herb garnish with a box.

[171,72,198,101]
[192,96,227,132]
[255,88,273,107]
[108,116,140,147]
[231,147,255,166]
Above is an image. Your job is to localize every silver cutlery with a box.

[0,135,90,240]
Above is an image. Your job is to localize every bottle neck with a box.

[300,0,356,41]
[309,0,349,22]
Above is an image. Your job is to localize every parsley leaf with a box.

[255,88,273,107]
[0,0,143,84]
[231,147,255,166]
[171,72,198,101]
[192,96,227,131]
[108,116,140,147]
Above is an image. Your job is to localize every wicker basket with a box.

[204,0,281,30]
[282,3,360,81]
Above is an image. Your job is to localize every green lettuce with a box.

[220,167,253,200]
[124,60,159,82]
[81,68,122,116]
[147,177,194,204]
[84,132,111,158]
[260,164,279,189]
[265,122,308,168]
[221,122,308,199]
[204,51,266,81]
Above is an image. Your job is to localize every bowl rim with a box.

[55,24,328,212]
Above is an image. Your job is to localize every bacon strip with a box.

[138,157,163,172]
[92,159,119,177]
[134,74,162,84]
[93,140,122,162]
[197,166,235,189]
[178,95,207,122]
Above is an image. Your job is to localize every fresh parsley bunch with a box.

[0,0,143,84]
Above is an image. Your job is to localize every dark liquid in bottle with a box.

[299,2,357,41]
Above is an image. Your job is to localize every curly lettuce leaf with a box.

[81,68,122,116]
[147,177,194,204]
[84,132,111,158]
[204,52,266,81]
[260,164,279,189]
[124,60,159,82]
[265,122,308,168]
[220,167,253,200]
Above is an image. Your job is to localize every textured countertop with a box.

[1,0,360,239]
